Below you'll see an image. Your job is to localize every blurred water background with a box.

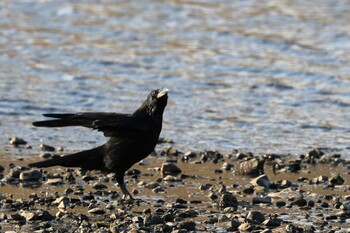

[1,0,350,157]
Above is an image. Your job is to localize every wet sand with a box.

[1,146,350,232]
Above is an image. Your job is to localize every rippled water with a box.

[1,0,350,156]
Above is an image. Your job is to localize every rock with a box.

[183,151,198,159]
[340,202,350,210]
[20,211,38,221]
[166,147,179,156]
[158,137,174,144]
[313,175,328,183]
[40,144,55,152]
[238,222,254,231]
[92,182,108,190]
[273,161,301,173]
[163,175,181,182]
[199,184,213,191]
[46,178,64,185]
[268,188,303,202]
[178,221,196,231]
[19,169,42,182]
[263,218,282,227]
[247,211,265,224]
[234,158,264,176]
[9,137,27,146]
[291,198,307,207]
[208,192,218,200]
[306,149,321,159]
[153,187,166,193]
[252,197,272,205]
[52,196,69,205]
[222,162,234,171]
[9,213,25,222]
[280,180,292,188]
[330,174,345,185]
[250,174,270,189]
[40,152,52,158]
[235,152,247,160]
[215,219,240,231]
[219,193,237,210]
[161,162,182,175]
[88,208,105,215]
[144,214,164,226]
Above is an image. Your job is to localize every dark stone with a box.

[161,163,182,175]
[234,158,264,176]
[178,221,196,231]
[219,193,237,210]
[247,211,265,224]
[40,144,55,152]
[330,174,345,185]
[144,214,164,226]
[9,137,27,146]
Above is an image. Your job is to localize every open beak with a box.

[157,88,169,98]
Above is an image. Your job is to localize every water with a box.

[1,0,350,157]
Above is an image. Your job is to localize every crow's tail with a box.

[29,146,105,170]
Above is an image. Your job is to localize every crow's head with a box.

[136,88,168,117]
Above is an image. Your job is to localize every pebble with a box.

[88,208,105,215]
[92,182,108,190]
[40,144,55,152]
[219,193,237,209]
[144,214,164,226]
[330,174,345,185]
[9,137,27,146]
[178,221,196,231]
[247,211,265,224]
[40,152,52,158]
[161,162,182,175]
[234,158,264,175]
[250,174,270,189]
[46,178,64,185]
[19,169,42,181]
[238,222,254,231]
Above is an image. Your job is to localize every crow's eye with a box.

[151,91,156,97]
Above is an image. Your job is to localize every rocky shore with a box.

[1,140,350,232]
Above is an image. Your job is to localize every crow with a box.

[29,88,168,199]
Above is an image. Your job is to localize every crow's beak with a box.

[157,88,169,98]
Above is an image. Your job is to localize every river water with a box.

[1,0,350,157]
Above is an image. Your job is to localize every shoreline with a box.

[1,147,350,232]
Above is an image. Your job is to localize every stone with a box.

[219,193,237,209]
[19,169,42,182]
[252,197,272,205]
[92,182,108,190]
[330,174,345,185]
[9,137,27,146]
[263,218,282,227]
[46,178,64,185]
[234,158,264,176]
[250,174,270,189]
[166,147,179,156]
[161,162,182,175]
[238,222,254,231]
[144,214,164,226]
[247,211,265,224]
[178,221,196,231]
[40,144,55,152]
[88,208,105,215]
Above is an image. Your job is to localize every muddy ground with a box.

[1,145,350,232]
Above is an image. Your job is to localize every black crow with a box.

[29,88,168,199]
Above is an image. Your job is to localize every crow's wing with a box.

[33,112,148,136]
